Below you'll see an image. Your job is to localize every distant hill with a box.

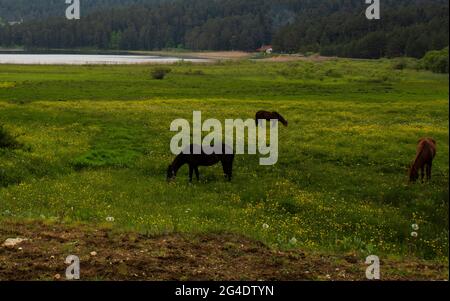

[0,0,448,59]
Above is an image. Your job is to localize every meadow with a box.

[0,58,448,267]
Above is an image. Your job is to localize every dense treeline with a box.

[0,0,448,59]
[275,0,449,58]
[0,0,163,22]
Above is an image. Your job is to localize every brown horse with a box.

[409,138,436,183]
[255,111,288,127]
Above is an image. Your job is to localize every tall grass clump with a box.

[0,124,21,149]
[151,67,172,80]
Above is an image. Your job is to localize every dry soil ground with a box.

[0,221,447,281]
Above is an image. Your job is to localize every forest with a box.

[0,0,164,22]
[0,0,448,59]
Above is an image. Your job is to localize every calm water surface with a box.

[0,53,209,65]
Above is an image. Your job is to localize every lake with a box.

[0,53,210,65]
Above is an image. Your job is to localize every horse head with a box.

[408,162,419,182]
[273,112,288,127]
[166,164,176,181]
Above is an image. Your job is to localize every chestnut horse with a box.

[409,138,436,183]
[255,111,288,127]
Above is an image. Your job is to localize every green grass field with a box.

[0,58,448,265]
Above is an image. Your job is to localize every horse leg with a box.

[189,165,194,183]
[194,166,200,181]
[227,165,232,181]
[222,162,227,179]
[420,166,425,183]
[227,162,233,181]
[427,162,433,181]
[222,161,232,181]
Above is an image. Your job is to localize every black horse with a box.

[167,144,235,182]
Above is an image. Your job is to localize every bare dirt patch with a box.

[0,221,447,281]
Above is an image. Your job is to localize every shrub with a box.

[392,59,407,70]
[391,58,419,71]
[419,47,449,74]
[151,67,172,80]
[324,68,342,78]
[0,124,21,149]
[184,69,205,76]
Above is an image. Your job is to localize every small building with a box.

[256,45,273,54]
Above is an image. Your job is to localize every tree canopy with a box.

[0,0,448,59]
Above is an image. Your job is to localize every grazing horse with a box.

[409,138,436,183]
[167,144,235,183]
[255,111,288,127]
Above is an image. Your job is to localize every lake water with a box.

[0,53,210,65]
